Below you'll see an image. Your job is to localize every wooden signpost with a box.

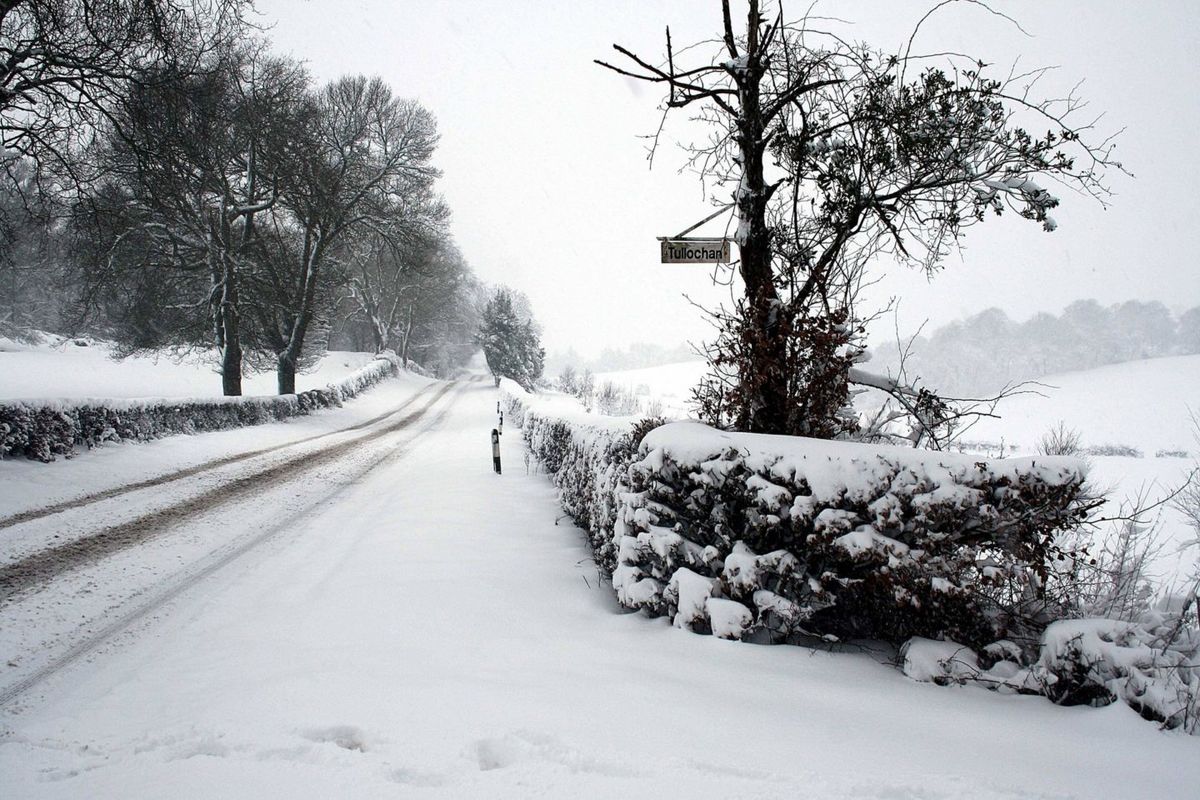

[658,204,736,264]
[659,238,731,263]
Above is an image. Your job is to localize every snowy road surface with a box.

[1,376,1197,798]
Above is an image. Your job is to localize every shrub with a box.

[505,384,1198,733]
[1038,421,1082,456]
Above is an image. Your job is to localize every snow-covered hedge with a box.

[504,384,1199,732]
[901,613,1199,733]
[1,355,400,462]
[504,384,1091,649]
[613,423,1091,649]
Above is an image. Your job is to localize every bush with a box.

[505,384,1199,733]
[611,423,1093,650]
[1038,421,1082,456]
[1038,616,1199,731]
[503,381,1093,650]
[1083,443,1144,458]
[0,355,399,462]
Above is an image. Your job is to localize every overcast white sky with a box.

[258,0,1200,356]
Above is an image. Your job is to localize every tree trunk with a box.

[277,233,323,395]
[219,249,243,396]
[220,303,243,396]
[400,298,415,368]
[733,18,787,434]
[277,350,296,394]
[209,219,244,397]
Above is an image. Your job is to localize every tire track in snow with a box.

[0,381,444,531]
[0,381,470,709]
[0,381,458,602]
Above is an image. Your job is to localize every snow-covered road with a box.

[1,376,1197,798]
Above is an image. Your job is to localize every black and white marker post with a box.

[498,410,503,435]
[491,428,502,474]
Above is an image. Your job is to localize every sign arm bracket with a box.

[657,203,735,241]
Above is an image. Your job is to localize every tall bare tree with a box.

[341,191,449,356]
[599,0,1121,438]
[256,76,440,393]
[76,46,310,394]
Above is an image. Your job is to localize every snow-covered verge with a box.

[1,355,400,462]
[0,334,382,399]
[503,382,1200,734]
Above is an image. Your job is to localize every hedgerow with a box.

[1,355,398,462]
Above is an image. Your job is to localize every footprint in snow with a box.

[469,732,641,777]
[302,725,372,753]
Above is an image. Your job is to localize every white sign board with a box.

[660,238,731,264]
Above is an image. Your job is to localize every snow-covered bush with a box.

[504,382,1092,650]
[612,423,1093,650]
[900,614,1199,733]
[0,355,399,462]
[505,384,1199,732]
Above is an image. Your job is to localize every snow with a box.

[1,373,1198,797]
[593,359,709,419]
[706,597,753,640]
[640,420,1085,492]
[966,355,1200,457]
[0,334,380,400]
[901,638,981,684]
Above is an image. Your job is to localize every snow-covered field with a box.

[2,369,1197,798]
[595,359,708,418]
[965,355,1199,457]
[0,334,380,400]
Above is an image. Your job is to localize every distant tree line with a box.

[1,1,488,394]
[871,300,1200,396]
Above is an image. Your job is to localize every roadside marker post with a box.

[491,428,502,474]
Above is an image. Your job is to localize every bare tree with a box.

[599,0,1121,438]
[258,76,440,394]
[341,191,449,356]
[74,46,309,395]
[1,0,251,200]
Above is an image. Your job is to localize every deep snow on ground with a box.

[965,354,1200,456]
[0,334,379,399]
[1,374,1197,798]
[594,359,708,418]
